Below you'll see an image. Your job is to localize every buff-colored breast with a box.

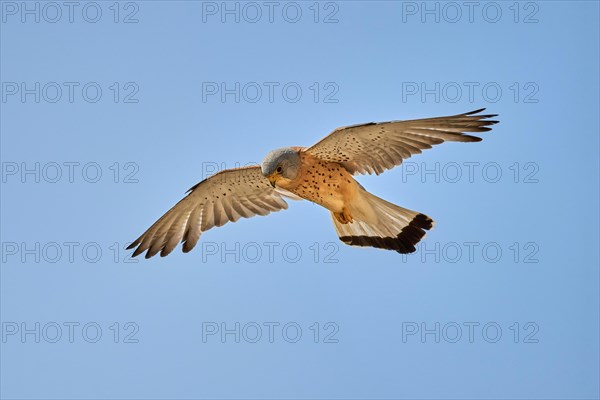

[278,151,359,213]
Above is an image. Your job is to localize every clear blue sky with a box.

[1,1,599,399]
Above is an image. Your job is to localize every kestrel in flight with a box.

[128,108,498,258]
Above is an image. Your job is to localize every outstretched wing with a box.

[127,166,288,258]
[305,109,498,175]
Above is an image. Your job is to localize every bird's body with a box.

[128,109,499,258]
[275,149,359,216]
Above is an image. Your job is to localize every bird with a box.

[127,108,498,258]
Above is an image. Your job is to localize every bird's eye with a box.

[276,166,283,173]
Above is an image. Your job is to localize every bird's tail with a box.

[331,190,434,254]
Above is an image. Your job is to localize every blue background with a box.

[1,1,599,399]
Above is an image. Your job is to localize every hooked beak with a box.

[268,176,276,188]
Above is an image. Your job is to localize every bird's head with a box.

[261,147,301,188]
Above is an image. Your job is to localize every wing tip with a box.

[463,108,486,115]
[160,246,175,258]
[131,246,145,258]
[463,108,500,121]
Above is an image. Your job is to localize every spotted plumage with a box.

[128,109,498,258]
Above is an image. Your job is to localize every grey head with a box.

[261,147,301,185]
